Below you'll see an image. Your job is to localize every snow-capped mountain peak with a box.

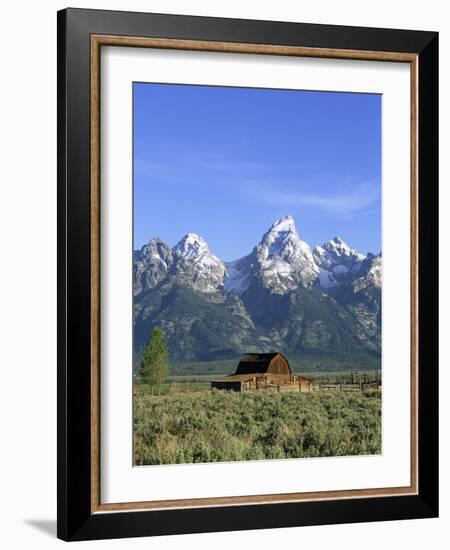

[314,236,365,264]
[172,233,226,293]
[259,215,301,260]
[253,215,319,293]
[134,216,378,297]
[313,235,366,287]
[260,216,299,254]
[269,214,296,233]
[133,237,174,295]
[173,232,209,259]
[325,235,365,260]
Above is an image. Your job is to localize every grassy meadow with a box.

[133,388,382,465]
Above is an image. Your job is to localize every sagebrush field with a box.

[133,389,381,465]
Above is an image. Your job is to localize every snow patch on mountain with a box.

[352,253,382,291]
[318,268,337,288]
[224,257,251,294]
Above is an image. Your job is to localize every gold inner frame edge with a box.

[90,35,419,514]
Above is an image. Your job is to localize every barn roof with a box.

[234,352,289,375]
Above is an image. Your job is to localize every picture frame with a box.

[57,7,438,541]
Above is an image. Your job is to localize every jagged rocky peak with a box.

[313,236,367,288]
[134,216,380,297]
[318,235,365,261]
[314,236,365,271]
[258,215,299,259]
[173,232,226,293]
[173,232,209,260]
[224,215,322,295]
[254,215,319,292]
[140,237,173,261]
[269,213,296,233]
[353,253,382,291]
[134,237,174,295]
[258,216,304,259]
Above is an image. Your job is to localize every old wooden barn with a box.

[211,352,312,392]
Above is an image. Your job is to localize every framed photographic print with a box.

[57,8,438,541]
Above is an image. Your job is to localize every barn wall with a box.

[268,355,290,375]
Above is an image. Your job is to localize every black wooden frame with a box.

[57,7,438,541]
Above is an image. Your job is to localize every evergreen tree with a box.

[140,328,169,393]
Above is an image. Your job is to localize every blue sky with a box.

[134,83,381,261]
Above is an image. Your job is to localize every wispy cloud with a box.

[135,154,380,219]
[252,180,380,218]
[134,155,266,187]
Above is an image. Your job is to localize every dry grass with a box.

[133,389,381,465]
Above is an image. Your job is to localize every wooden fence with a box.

[312,372,381,392]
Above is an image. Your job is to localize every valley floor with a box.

[133,389,381,465]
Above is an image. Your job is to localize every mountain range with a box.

[133,215,381,365]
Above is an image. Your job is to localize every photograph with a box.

[132,82,383,466]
